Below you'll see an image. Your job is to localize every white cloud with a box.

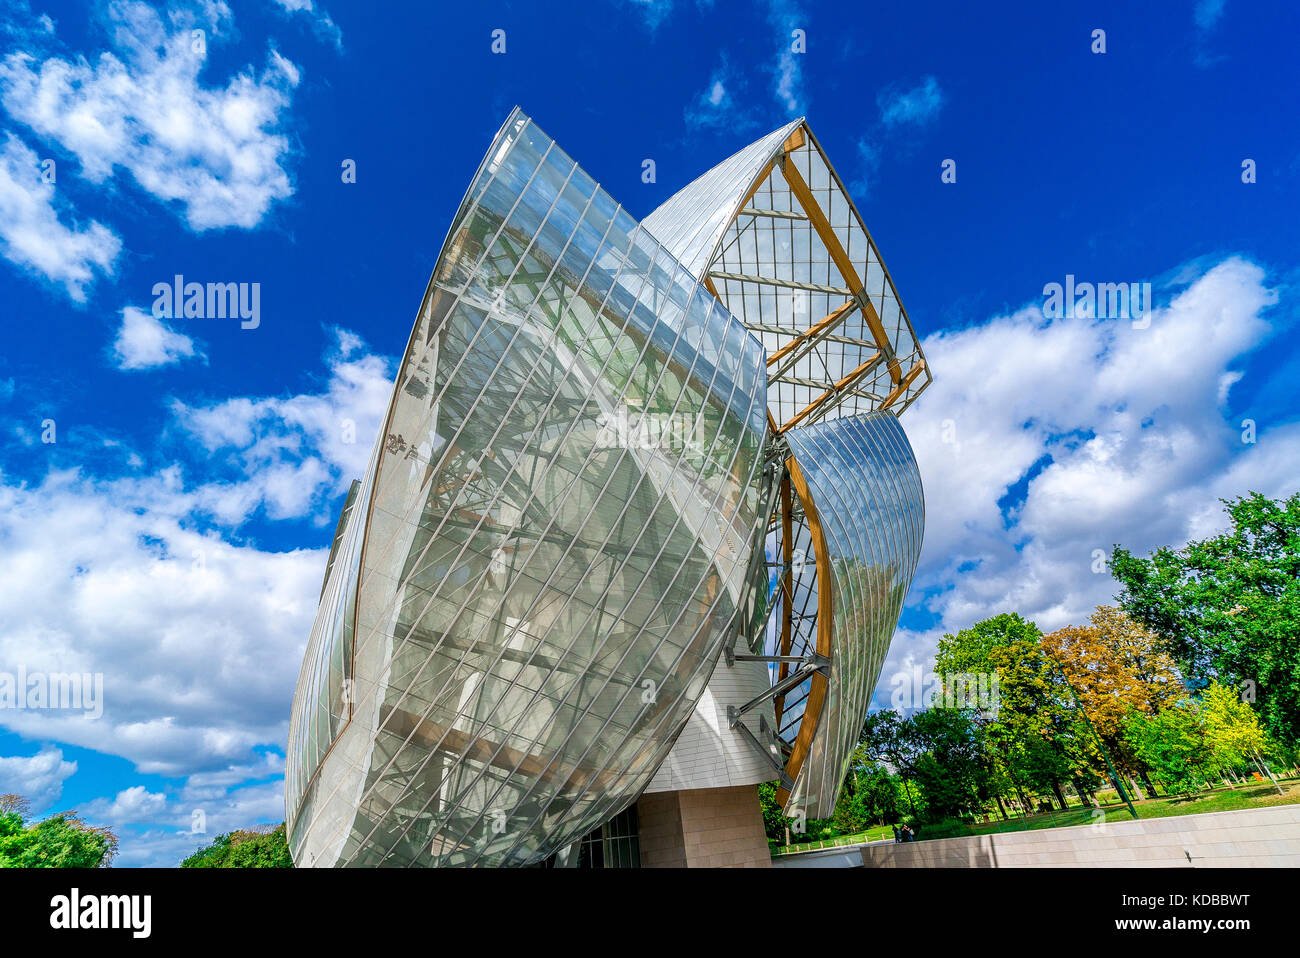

[0,332,393,782]
[76,784,168,824]
[170,328,392,520]
[0,0,55,43]
[684,58,752,130]
[83,778,286,866]
[878,75,945,128]
[0,745,77,812]
[0,132,119,300]
[0,466,325,776]
[852,76,945,198]
[269,0,343,51]
[0,0,300,231]
[876,256,1295,700]
[111,305,201,370]
[766,0,806,114]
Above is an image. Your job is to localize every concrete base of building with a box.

[636,784,773,868]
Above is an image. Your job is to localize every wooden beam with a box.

[765,299,855,368]
[779,157,900,385]
[774,471,795,725]
[775,455,832,810]
[880,357,926,410]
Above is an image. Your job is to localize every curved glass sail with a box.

[779,411,924,818]
[285,110,768,866]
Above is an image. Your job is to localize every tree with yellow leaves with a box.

[1043,606,1184,797]
[1201,680,1283,793]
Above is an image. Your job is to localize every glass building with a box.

[285,109,930,867]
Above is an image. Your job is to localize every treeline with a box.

[181,823,292,867]
[0,794,118,867]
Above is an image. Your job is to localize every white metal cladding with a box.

[780,412,924,818]
[285,109,769,867]
[285,443,376,839]
[642,119,802,280]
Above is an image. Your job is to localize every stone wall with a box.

[860,804,1300,868]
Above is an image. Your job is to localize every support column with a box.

[636,785,772,868]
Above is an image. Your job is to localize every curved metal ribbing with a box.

[779,411,924,818]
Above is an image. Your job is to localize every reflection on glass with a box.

[286,109,768,867]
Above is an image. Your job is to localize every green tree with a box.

[757,782,789,843]
[181,823,293,868]
[938,614,1095,812]
[906,708,992,823]
[935,612,1043,676]
[1110,492,1300,745]
[857,709,923,817]
[1124,701,1213,796]
[834,762,901,832]
[1200,679,1278,787]
[0,810,118,868]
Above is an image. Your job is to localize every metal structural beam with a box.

[707,270,854,297]
[739,207,808,220]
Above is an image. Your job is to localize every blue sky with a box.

[0,0,1296,865]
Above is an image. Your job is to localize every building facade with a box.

[285,109,929,867]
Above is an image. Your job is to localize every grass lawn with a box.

[770,776,1300,854]
[918,777,1300,841]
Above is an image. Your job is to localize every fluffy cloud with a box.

[0,0,300,231]
[83,778,285,866]
[0,133,119,300]
[878,75,945,128]
[76,784,168,824]
[111,306,200,370]
[0,745,77,812]
[876,257,1295,700]
[0,466,325,776]
[0,332,392,786]
[170,329,392,520]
